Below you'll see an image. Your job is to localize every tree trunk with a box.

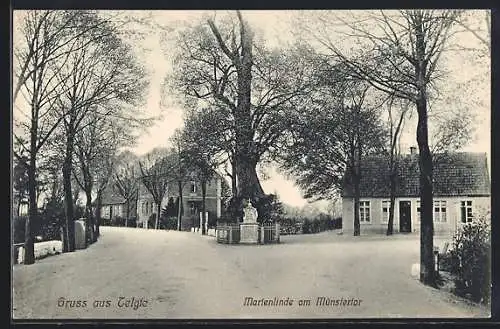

[352,138,362,237]
[62,154,75,252]
[415,17,436,287]
[233,14,265,218]
[387,170,397,235]
[177,181,184,231]
[236,158,265,207]
[125,200,130,228]
[417,96,435,286]
[231,156,238,196]
[62,127,76,252]
[24,154,37,265]
[156,203,161,230]
[95,191,102,240]
[353,172,361,237]
[201,180,207,235]
[17,196,22,218]
[84,188,93,246]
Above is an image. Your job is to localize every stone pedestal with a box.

[74,220,86,249]
[240,223,259,244]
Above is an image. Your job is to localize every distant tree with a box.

[162,197,177,218]
[138,150,173,230]
[384,97,411,235]
[179,122,222,234]
[281,77,387,236]
[183,106,236,198]
[254,193,284,223]
[72,111,123,243]
[113,162,139,228]
[94,155,115,239]
[169,130,192,231]
[13,152,29,217]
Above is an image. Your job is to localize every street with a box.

[12,226,489,319]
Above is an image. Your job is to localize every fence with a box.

[216,224,241,244]
[216,223,280,244]
[260,222,280,244]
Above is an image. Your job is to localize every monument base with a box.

[240,223,259,244]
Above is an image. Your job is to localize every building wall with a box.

[136,176,222,228]
[342,196,490,236]
[101,204,125,219]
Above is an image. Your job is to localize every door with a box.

[399,201,412,233]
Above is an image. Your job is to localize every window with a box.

[381,201,390,223]
[190,181,197,193]
[461,200,473,223]
[189,202,196,215]
[416,201,421,222]
[433,200,447,222]
[359,201,370,223]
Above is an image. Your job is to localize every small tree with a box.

[384,97,411,235]
[281,75,387,236]
[114,163,139,228]
[138,150,172,230]
[162,197,177,218]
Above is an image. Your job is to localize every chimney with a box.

[410,146,417,155]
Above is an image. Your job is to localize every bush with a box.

[113,216,126,227]
[160,216,177,230]
[448,215,491,304]
[147,213,157,229]
[254,194,284,223]
[37,200,64,241]
[334,217,342,229]
[278,217,302,235]
[300,215,335,234]
[302,218,312,234]
[127,217,137,227]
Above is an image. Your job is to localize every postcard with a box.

[11,9,491,321]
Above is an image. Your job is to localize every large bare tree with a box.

[50,12,147,252]
[13,9,148,261]
[301,9,461,286]
[169,11,315,219]
[13,10,100,263]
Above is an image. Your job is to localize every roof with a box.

[342,152,490,198]
[100,192,126,205]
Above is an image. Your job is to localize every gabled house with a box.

[99,192,129,220]
[136,173,223,230]
[342,151,491,236]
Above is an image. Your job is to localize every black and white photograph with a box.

[11,9,491,320]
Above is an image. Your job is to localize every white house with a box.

[342,151,491,236]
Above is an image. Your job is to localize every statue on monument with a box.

[243,198,258,223]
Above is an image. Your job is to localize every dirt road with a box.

[12,227,489,319]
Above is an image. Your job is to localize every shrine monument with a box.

[239,199,259,244]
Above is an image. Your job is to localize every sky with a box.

[13,10,491,209]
